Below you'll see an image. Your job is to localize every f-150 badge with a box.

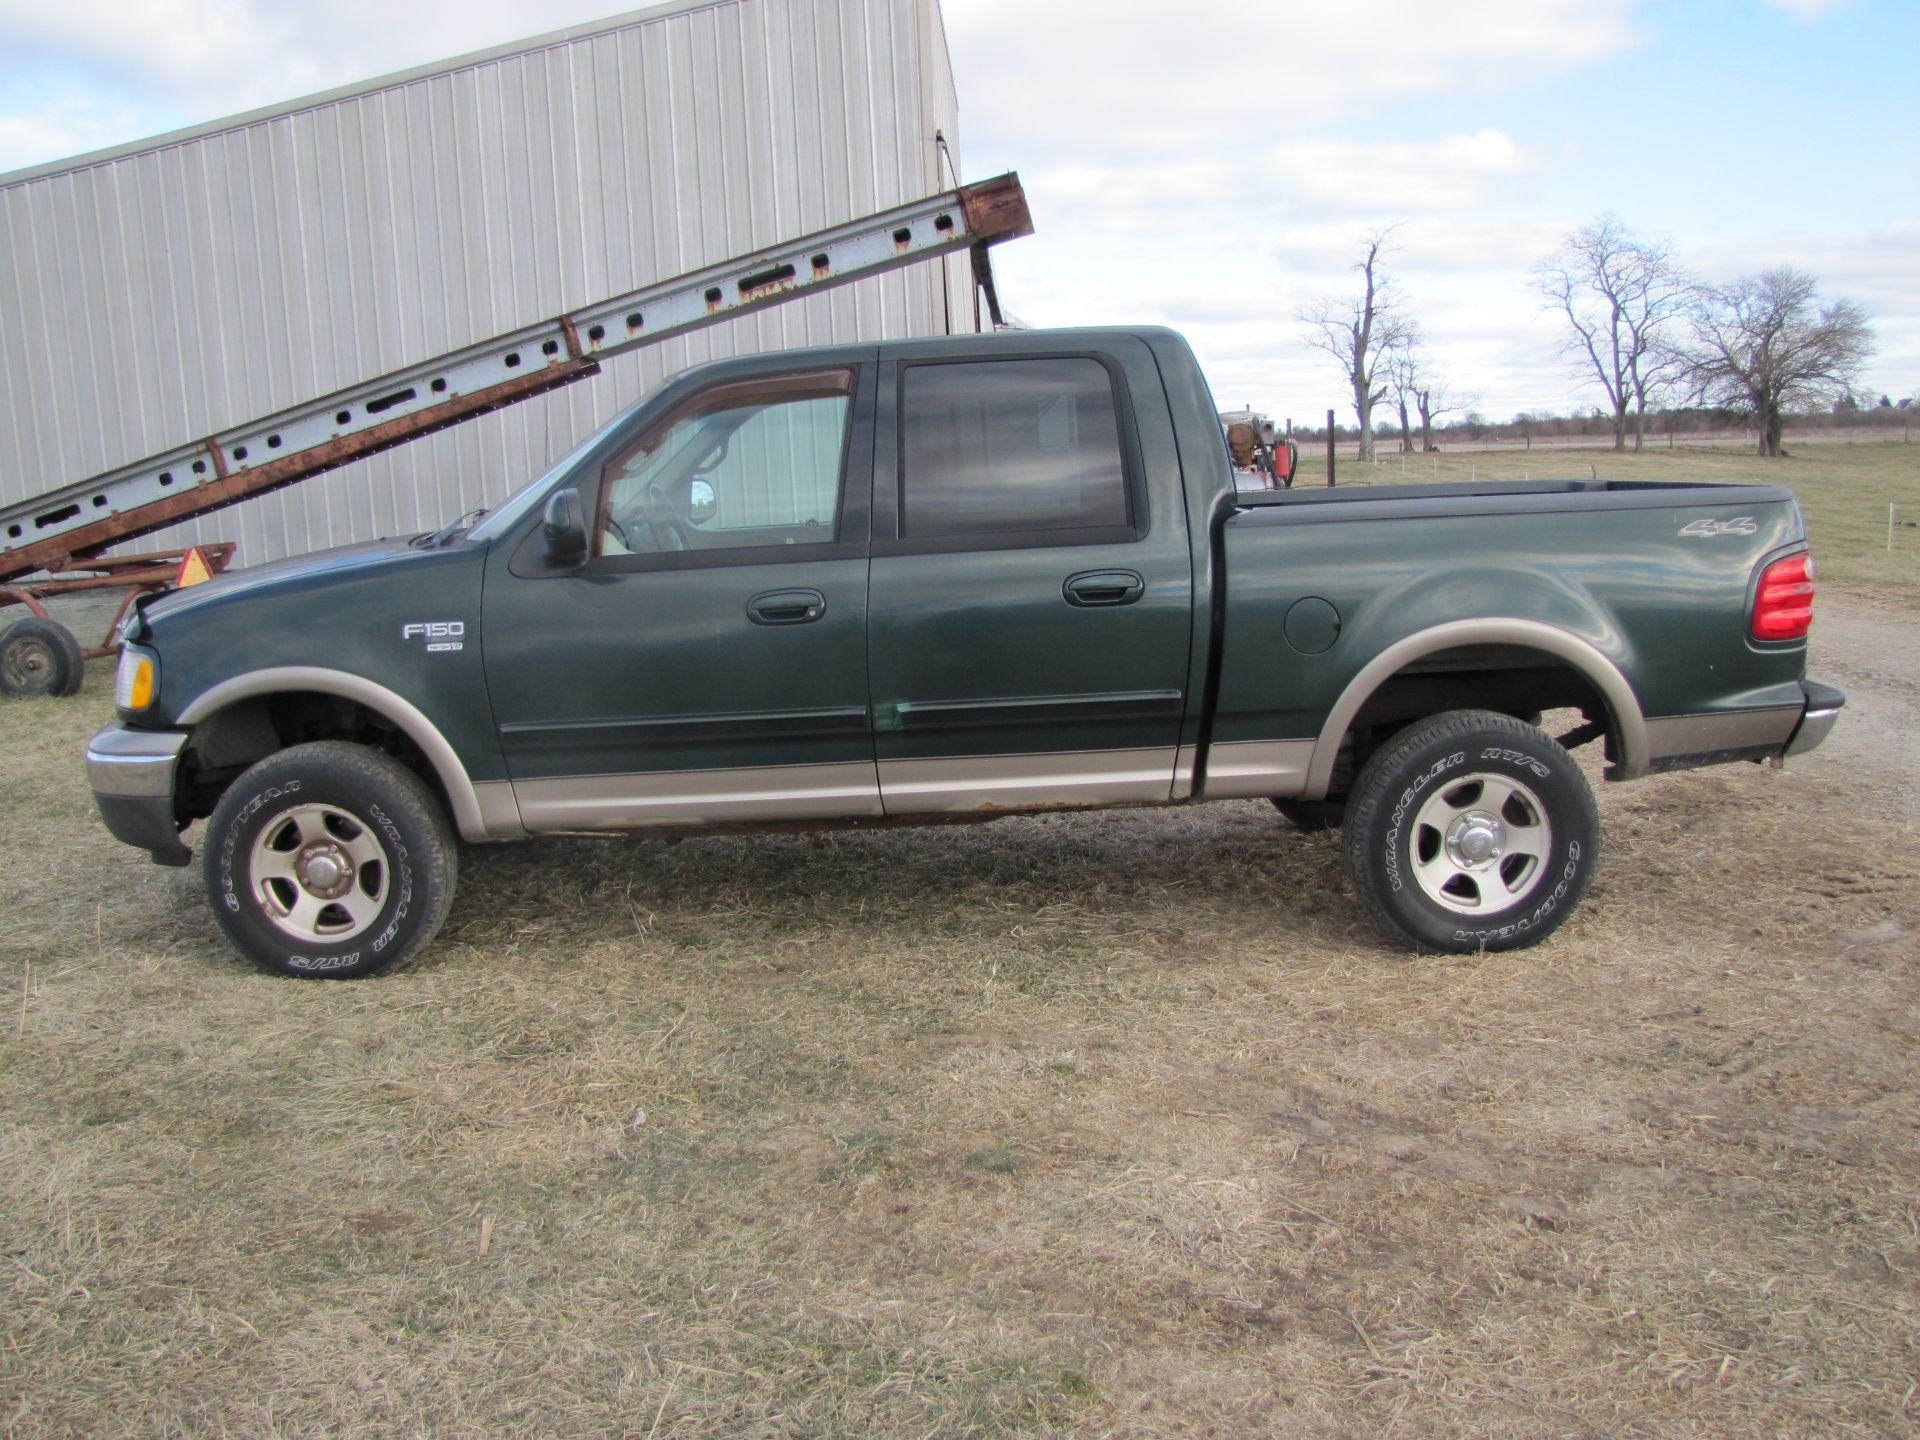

[1679,516,1758,537]
[402,620,466,653]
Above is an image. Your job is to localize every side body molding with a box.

[1303,618,1649,797]
[176,666,525,842]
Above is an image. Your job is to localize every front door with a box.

[481,364,878,829]
[867,344,1193,813]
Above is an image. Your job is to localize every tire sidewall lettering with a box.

[1383,750,1466,894]
[218,780,302,913]
[365,803,412,956]
[1478,746,1550,779]
[1450,839,1584,946]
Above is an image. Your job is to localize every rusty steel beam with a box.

[6,363,597,577]
[3,173,1033,584]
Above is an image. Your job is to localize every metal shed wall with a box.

[0,0,970,566]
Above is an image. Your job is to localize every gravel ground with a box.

[1798,590,1920,825]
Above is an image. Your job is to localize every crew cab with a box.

[85,328,1843,976]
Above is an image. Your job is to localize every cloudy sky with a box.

[2,0,1914,421]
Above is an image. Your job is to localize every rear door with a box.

[867,338,1193,813]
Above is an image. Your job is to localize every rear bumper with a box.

[1641,680,1844,775]
[85,724,192,867]
[1784,680,1845,758]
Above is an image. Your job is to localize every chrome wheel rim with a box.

[1409,771,1552,915]
[249,803,389,943]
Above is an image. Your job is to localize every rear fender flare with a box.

[1304,618,1648,797]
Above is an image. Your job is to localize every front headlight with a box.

[115,645,157,711]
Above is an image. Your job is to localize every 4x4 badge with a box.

[1679,516,1758,537]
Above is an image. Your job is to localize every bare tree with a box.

[1384,344,1470,454]
[1385,345,1421,454]
[1298,229,1415,463]
[1678,268,1874,457]
[1414,378,1469,453]
[1534,216,1688,451]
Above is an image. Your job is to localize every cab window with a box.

[597,370,853,559]
[897,357,1134,544]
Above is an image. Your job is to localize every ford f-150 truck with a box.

[85,327,1843,976]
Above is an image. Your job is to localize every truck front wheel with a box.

[202,741,457,978]
[1342,710,1597,953]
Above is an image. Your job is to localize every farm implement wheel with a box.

[0,616,86,697]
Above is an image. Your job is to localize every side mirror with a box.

[688,478,717,525]
[542,488,588,566]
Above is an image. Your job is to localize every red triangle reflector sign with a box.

[175,547,215,588]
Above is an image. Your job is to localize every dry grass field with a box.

[3,445,1917,1437]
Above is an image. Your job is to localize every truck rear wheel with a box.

[0,616,86,697]
[203,741,457,978]
[1342,710,1597,953]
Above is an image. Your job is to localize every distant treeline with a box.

[1286,397,1917,447]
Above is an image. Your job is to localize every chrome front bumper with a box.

[85,724,192,866]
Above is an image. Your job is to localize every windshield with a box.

[464,401,642,544]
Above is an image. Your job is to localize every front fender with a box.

[178,667,524,841]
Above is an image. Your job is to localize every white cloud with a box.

[0,0,625,129]
[0,94,151,170]
[1265,131,1541,214]
[1760,0,1844,19]
[944,0,1644,163]
[1269,215,1569,278]
[0,1,306,95]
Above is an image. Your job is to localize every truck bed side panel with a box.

[1212,487,1810,788]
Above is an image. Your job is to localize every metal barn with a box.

[0,0,971,566]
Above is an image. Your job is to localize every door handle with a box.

[747,588,827,626]
[1063,570,1145,608]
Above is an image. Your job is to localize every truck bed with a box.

[1211,476,1813,788]
[1234,477,1797,522]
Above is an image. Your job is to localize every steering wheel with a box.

[638,482,691,553]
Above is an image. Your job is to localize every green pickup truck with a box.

[85,327,1842,977]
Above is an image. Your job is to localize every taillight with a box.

[1751,553,1815,641]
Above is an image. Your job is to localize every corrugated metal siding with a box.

[0,0,966,566]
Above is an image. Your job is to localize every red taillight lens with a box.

[1751,553,1815,641]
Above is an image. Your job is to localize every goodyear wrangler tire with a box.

[203,741,456,978]
[1342,710,1597,953]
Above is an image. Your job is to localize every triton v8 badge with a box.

[402,621,466,652]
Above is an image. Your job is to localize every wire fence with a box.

[1431,427,1914,456]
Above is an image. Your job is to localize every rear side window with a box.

[899,358,1133,542]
